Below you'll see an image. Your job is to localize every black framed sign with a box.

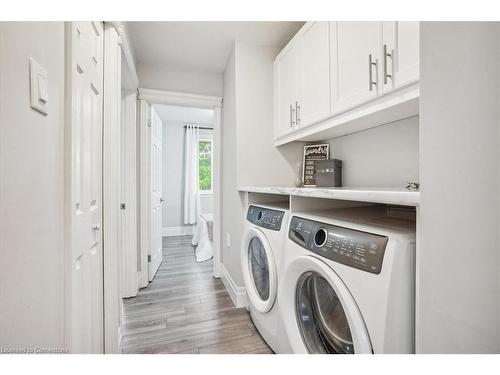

[302,144,330,187]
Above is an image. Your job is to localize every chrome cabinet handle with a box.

[295,101,300,127]
[383,44,393,84]
[289,104,296,128]
[368,54,377,92]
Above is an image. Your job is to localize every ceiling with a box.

[127,21,304,74]
[153,104,214,125]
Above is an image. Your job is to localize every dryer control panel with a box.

[247,205,285,231]
[289,216,388,274]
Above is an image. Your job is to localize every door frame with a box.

[137,88,223,281]
[102,23,122,354]
[119,23,139,299]
[120,91,139,298]
[138,99,151,288]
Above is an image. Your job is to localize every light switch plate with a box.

[29,57,48,115]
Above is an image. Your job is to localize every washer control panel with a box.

[289,216,388,274]
[247,205,285,231]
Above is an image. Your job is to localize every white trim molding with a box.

[103,23,122,354]
[221,265,247,308]
[212,107,222,278]
[138,99,150,289]
[162,226,195,237]
[138,88,223,281]
[107,21,139,88]
[138,88,223,109]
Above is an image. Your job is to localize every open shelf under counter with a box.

[238,186,420,207]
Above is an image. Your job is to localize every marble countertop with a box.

[238,186,420,206]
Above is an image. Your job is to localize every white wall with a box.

[327,116,419,187]
[0,22,66,349]
[235,42,304,187]
[138,62,223,97]
[418,22,500,353]
[222,47,243,286]
[221,42,303,289]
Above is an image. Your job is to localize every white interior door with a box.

[67,21,104,353]
[120,91,138,297]
[149,107,163,281]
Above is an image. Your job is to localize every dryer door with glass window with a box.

[281,255,372,353]
[241,227,277,313]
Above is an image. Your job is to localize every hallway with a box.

[120,236,272,354]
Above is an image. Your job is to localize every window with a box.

[198,139,213,193]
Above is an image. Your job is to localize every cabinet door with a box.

[331,22,382,115]
[382,21,419,92]
[298,22,331,128]
[274,44,299,139]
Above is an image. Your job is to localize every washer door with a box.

[241,227,277,313]
[281,255,372,354]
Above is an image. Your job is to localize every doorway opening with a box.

[116,88,271,354]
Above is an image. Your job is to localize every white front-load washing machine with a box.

[241,203,291,353]
[280,206,416,354]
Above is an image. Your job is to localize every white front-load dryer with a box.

[280,206,416,354]
[241,203,291,353]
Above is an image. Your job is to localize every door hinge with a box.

[147,120,152,127]
[120,203,126,210]
[148,255,151,262]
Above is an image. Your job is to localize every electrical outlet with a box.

[226,233,231,248]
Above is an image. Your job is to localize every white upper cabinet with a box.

[331,22,383,116]
[298,22,331,128]
[381,22,420,92]
[274,21,330,138]
[273,21,420,144]
[274,41,299,139]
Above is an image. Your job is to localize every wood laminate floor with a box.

[120,235,273,354]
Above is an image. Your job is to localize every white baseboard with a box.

[138,268,148,289]
[162,226,194,237]
[221,264,247,308]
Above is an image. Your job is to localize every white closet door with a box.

[382,21,420,92]
[68,21,104,354]
[298,21,331,128]
[149,107,163,281]
[331,21,382,115]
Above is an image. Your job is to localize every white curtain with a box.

[184,125,200,224]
